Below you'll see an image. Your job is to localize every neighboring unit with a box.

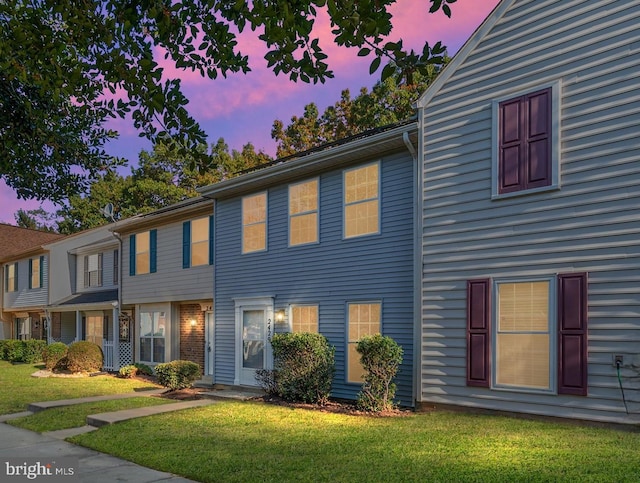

[200,121,419,404]
[416,0,640,423]
[0,226,64,340]
[114,197,214,376]
[45,225,123,369]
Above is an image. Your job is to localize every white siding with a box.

[420,0,640,422]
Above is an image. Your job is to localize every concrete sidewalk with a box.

[0,423,196,482]
[0,387,262,482]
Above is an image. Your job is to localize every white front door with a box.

[235,298,273,386]
[205,311,214,376]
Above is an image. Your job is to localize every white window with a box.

[291,305,318,333]
[289,179,318,246]
[242,193,267,253]
[136,232,151,274]
[84,254,103,287]
[494,279,554,391]
[344,162,380,238]
[5,263,17,292]
[30,257,41,289]
[347,302,381,383]
[191,216,210,266]
[139,310,167,364]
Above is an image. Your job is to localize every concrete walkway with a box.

[0,387,260,482]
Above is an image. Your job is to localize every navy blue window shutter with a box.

[149,229,157,273]
[183,221,191,269]
[4,265,8,292]
[208,215,214,266]
[28,259,33,289]
[39,255,44,288]
[129,234,136,276]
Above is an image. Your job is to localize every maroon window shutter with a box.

[525,89,552,189]
[467,279,491,387]
[499,88,552,194]
[557,273,588,396]
[499,97,524,194]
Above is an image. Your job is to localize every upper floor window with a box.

[183,216,214,268]
[29,256,43,289]
[129,230,157,276]
[242,193,267,253]
[291,305,319,333]
[493,83,560,197]
[289,179,319,246]
[5,262,17,292]
[84,253,103,288]
[344,162,380,238]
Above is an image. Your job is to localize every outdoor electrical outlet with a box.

[614,355,624,367]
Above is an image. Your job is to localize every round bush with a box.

[155,360,200,390]
[269,332,335,404]
[43,342,68,370]
[4,340,25,363]
[65,341,103,373]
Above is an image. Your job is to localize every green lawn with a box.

[0,361,159,414]
[70,401,640,483]
[7,397,174,432]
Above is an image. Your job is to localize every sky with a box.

[0,0,501,225]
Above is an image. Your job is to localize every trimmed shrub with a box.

[65,341,103,373]
[43,342,68,370]
[356,334,403,412]
[4,340,25,363]
[0,340,10,360]
[118,363,153,378]
[255,369,279,396]
[155,360,200,390]
[22,339,47,363]
[269,332,335,404]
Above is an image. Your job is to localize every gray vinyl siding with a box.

[3,255,49,309]
[122,219,213,304]
[420,0,640,422]
[214,152,415,405]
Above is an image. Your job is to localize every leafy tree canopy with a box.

[1,0,453,201]
[272,65,446,157]
[26,140,270,234]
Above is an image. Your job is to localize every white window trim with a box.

[491,276,557,394]
[491,80,562,200]
[241,191,268,254]
[346,300,382,384]
[136,304,170,366]
[343,161,381,239]
[288,178,320,248]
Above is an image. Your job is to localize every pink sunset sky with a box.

[1,0,500,225]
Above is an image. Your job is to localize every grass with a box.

[7,397,174,432]
[0,361,160,414]
[70,401,640,483]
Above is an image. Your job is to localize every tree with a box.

[14,209,57,232]
[272,66,446,157]
[1,0,453,202]
[54,139,271,234]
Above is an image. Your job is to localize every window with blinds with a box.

[496,280,551,390]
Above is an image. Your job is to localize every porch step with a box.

[27,388,165,413]
[86,399,216,427]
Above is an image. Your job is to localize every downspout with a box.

[404,121,423,409]
[112,231,124,370]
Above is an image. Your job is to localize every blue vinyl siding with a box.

[214,151,415,405]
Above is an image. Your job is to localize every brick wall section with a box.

[179,304,205,372]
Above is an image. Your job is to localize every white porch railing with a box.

[103,340,114,371]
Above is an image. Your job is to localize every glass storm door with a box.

[236,299,273,386]
[205,311,214,376]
